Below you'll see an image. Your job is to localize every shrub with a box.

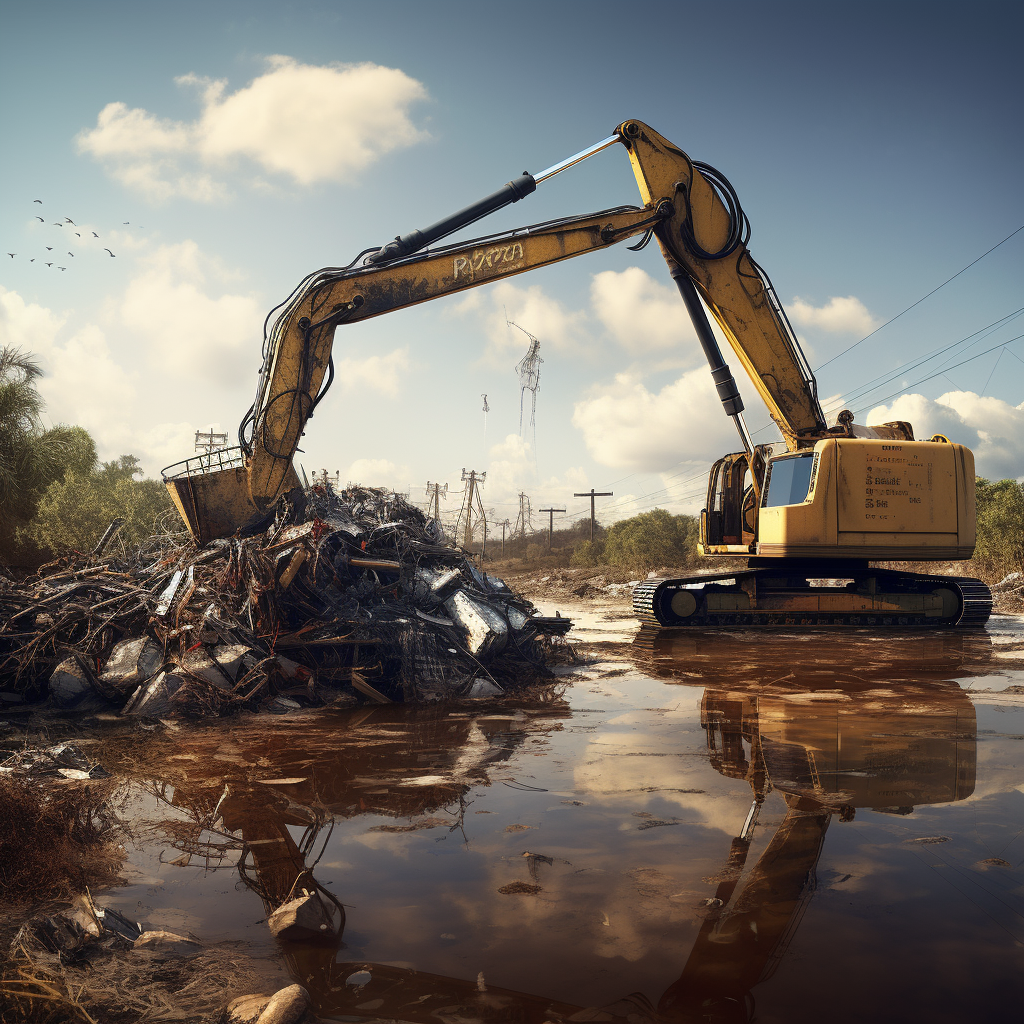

[570,509,699,573]
[31,455,174,556]
[570,539,606,567]
[974,477,1024,575]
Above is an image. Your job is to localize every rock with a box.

[256,984,310,1024]
[48,657,92,707]
[121,671,184,717]
[100,637,164,692]
[133,929,202,957]
[443,589,508,656]
[267,893,340,941]
[213,644,251,681]
[225,992,271,1024]
[181,648,235,690]
[265,696,301,714]
[467,679,504,698]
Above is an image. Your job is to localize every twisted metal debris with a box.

[0,485,571,717]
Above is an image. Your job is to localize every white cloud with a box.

[867,391,1024,480]
[346,458,404,488]
[0,286,66,353]
[788,295,879,336]
[451,281,588,366]
[119,241,264,381]
[572,367,751,472]
[334,348,410,397]
[590,267,701,359]
[77,56,429,201]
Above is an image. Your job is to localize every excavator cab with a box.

[700,447,768,554]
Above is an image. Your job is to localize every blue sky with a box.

[1,0,1021,531]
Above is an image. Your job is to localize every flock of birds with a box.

[6,200,130,271]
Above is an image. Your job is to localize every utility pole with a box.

[538,507,566,549]
[574,488,614,543]
[498,518,511,558]
[426,480,448,520]
[514,492,532,539]
[460,469,486,552]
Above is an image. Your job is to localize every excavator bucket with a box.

[162,447,300,546]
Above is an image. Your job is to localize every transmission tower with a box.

[194,429,228,455]
[457,469,487,551]
[426,480,448,521]
[508,320,542,447]
[513,491,533,540]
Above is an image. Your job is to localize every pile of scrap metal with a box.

[0,485,572,717]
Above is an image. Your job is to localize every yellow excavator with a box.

[162,120,990,628]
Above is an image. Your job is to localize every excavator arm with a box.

[242,119,827,510]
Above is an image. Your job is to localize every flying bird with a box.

[64,218,75,225]
[74,232,80,237]
[34,216,44,222]
[123,221,129,225]
[45,246,52,251]
[58,266,66,271]
[33,199,42,204]
[92,232,99,238]
[29,259,34,262]
[52,223,61,227]
[6,253,14,258]
[45,263,52,267]
[67,252,74,257]
[103,248,116,257]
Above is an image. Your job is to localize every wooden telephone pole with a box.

[498,518,511,557]
[538,507,566,548]
[574,488,614,542]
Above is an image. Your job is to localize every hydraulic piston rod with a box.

[669,261,753,454]
[364,136,622,266]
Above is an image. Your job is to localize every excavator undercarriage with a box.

[634,564,992,629]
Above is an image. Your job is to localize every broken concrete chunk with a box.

[443,590,508,657]
[213,644,251,681]
[467,679,504,698]
[254,984,311,1024]
[182,647,235,690]
[267,893,341,941]
[225,993,271,1024]
[133,929,202,957]
[48,658,92,707]
[121,671,184,717]
[265,696,301,714]
[100,636,164,692]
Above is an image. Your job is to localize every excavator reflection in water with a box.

[152,636,981,1022]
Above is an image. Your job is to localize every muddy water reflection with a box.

[115,628,1024,1023]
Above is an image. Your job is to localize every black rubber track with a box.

[633,568,992,630]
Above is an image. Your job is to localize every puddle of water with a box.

[85,618,1024,1023]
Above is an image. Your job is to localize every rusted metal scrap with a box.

[0,484,571,717]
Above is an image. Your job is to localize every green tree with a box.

[0,347,98,563]
[974,477,1024,574]
[600,509,699,573]
[32,455,174,555]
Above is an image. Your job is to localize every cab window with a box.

[763,453,815,507]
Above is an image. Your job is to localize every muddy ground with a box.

[2,570,1022,1023]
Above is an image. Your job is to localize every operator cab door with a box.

[700,451,760,555]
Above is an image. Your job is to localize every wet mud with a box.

[3,604,1023,1022]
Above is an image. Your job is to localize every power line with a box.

[815,223,1024,372]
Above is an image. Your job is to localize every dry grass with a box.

[0,777,126,905]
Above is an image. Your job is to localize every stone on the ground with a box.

[267,893,340,941]
[100,636,163,692]
[121,670,184,716]
[225,992,271,1024]
[256,984,310,1024]
[133,929,201,957]
[48,658,92,706]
